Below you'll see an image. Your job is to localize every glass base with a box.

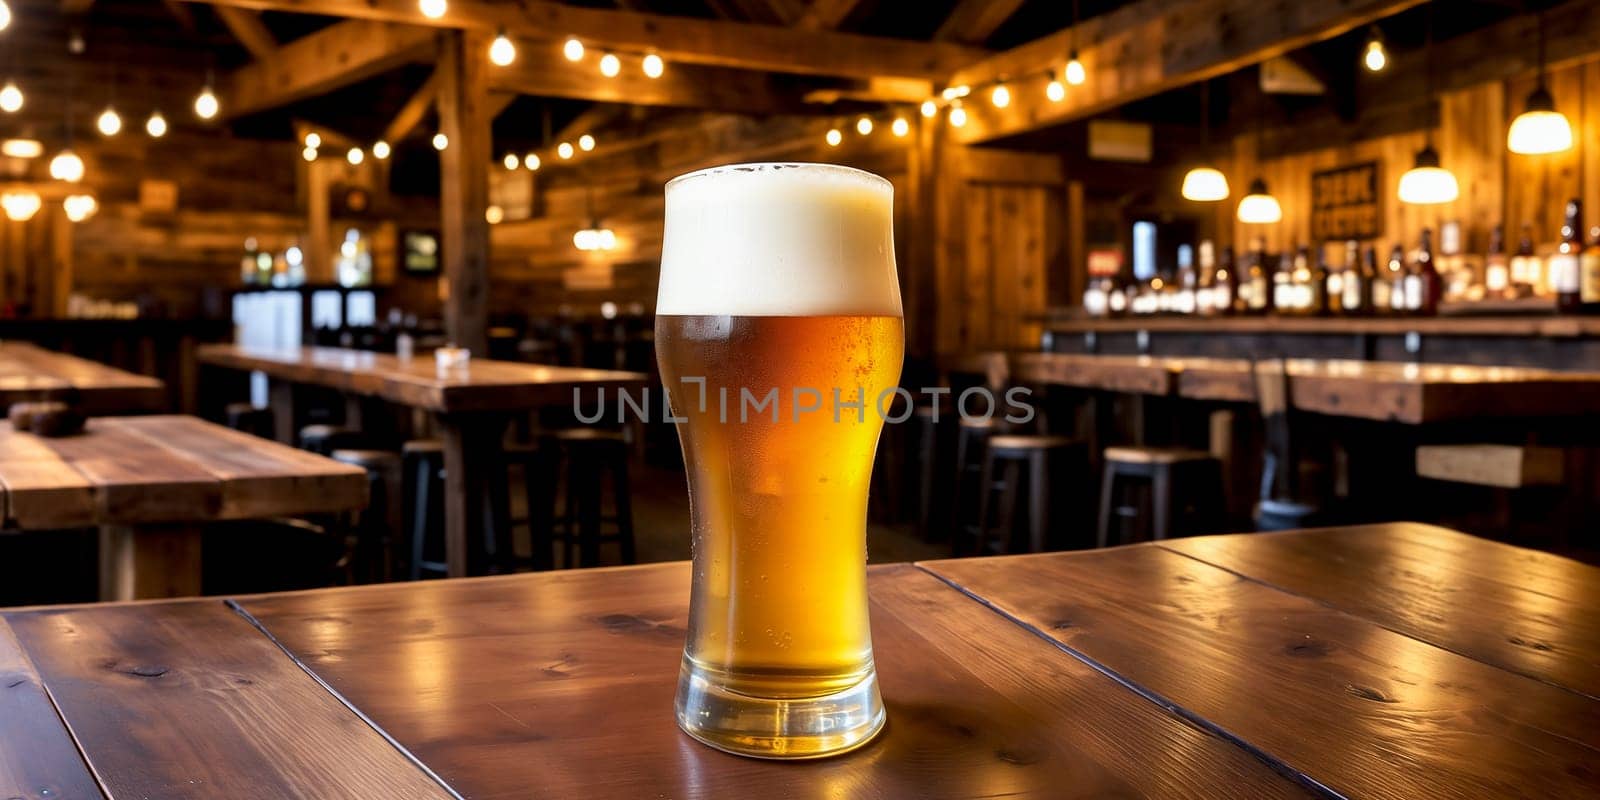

[674,659,886,760]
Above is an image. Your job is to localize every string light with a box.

[304,132,322,149]
[825,128,842,147]
[489,30,516,66]
[97,107,122,136]
[642,53,665,79]
[372,140,390,159]
[50,149,85,182]
[920,99,937,118]
[419,0,446,19]
[941,85,970,101]
[948,103,968,128]
[0,138,42,158]
[302,146,317,162]
[145,111,167,138]
[1,80,23,113]
[194,85,219,120]
[855,116,873,135]
[557,141,574,159]
[1363,26,1387,72]
[486,205,504,224]
[1064,56,1086,86]
[432,132,448,150]
[524,152,540,170]
[347,147,365,165]
[1046,79,1065,102]
[574,224,617,251]
[63,194,98,222]
[0,1,10,31]
[1,190,41,222]
[990,82,1010,108]
[563,37,585,62]
[578,134,595,151]
[891,117,909,137]
[599,53,621,78]
[503,153,519,169]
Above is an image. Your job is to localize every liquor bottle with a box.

[1551,199,1583,313]
[1175,246,1197,315]
[1243,239,1270,315]
[1082,272,1108,317]
[1195,241,1215,316]
[1107,268,1129,316]
[1510,224,1537,297]
[1351,244,1378,316]
[1309,243,1330,316]
[1408,228,1441,316]
[1214,245,1236,316]
[1484,225,1509,299]
[240,238,260,286]
[1381,244,1407,315]
[1582,225,1600,314]
[1272,251,1294,314]
[1285,246,1311,315]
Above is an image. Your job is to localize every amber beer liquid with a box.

[657,164,903,758]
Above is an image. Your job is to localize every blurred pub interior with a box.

[0,0,1597,602]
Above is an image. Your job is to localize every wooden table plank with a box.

[1009,351,1176,395]
[0,425,97,529]
[5,600,454,800]
[237,563,1316,800]
[0,342,165,414]
[1161,523,1600,699]
[40,420,224,523]
[923,542,1600,799]
[0,617,104,800]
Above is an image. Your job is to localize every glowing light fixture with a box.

[486,205,504,225]
[948,103,967,128]
[855,116,873,135]
[304,132,321,149]
[1,190,41,221]
[302,146,317,162]
[63,194,98,222]
[347,147,365,165]
[1236,178,1282,224]
[599,53,621,78]
[642,53,664,79]
[145,111,167,138]
[920,99,937,118]
[1508,9,1572,155]
[1181,167,1230,202]
[563,37,585,62]
[0,1,10,32]
[1046,79,1065,102]
[372,140,390,159]
[1397,144,1458,204]
[194,85,219,120]
[557,141,574,159]
[524,152,540,170]
[1363,38,1387,72]
[489,31,516,66]
[573,223,616,251]
[825,128,842,147]
[0,81,22,113]
[891,117,909,137]
[49,149,85,183]
[990,82,1010,108]
[1064,56,1086,86]
[97,107,122,136]
[432,133,448,151]
[419,0,447,19]
[1,138,42,158]
[940,85,970,101]
[578,134,595,151]
[503,153,519,170]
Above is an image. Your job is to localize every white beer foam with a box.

[658,163,902,317]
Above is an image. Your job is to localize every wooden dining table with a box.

[0,415,367,600]
[197,344,648,575]
[0,341,165,414]
[2,522,1595,799]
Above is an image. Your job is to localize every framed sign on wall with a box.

[1310,161,1382,242]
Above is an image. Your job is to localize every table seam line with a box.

[223,598,466,800]
[3,616,115,800]
[909,561,1346,800]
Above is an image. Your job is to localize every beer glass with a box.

[657,163,903,758]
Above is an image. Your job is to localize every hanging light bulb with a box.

[347,147,365,165]
[599,53,621,78]
[891,117,909,137]
[489,31,516,66]
[50,149,85,183]
[578,134,595,151]
[194,86,219,120]
[1065,54,1086,86]
[1,190,41,221]
[855,116,873,135]
[948,103,968,128]
[1181,167,1230,202]
[0,0,10,32]
[940,85,970,101]
[418,0,447,19]
[302,146,317,162]
[1507,87,1573,155]
[63,194,98,223]
[563,37,585,62]
[485,205,504,225]
[1363,37,1387,72]
[1397,144,1459,204]
[145,111,167,138]
[97,106,123,136]
[0,138,42,158]
[920,99,938,118]
[990,82,1011,108]
[1236,178,1282,224]
[0,80,23,113]
[642,53,665,79]
[502,153,519,170]
[825,128,842,147]
[432,132,448,150]
[557,141,574,159]
[1046,79,1065,102]
[524,152,540,170]
[372,140,391,159]
[304,132,322,149]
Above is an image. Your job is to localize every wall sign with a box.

[1311,161,1382,241]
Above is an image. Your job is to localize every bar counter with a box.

[3,523,1597,799]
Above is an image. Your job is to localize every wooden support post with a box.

[307,160,333,284]
[98,524,204,601]
[437,30,491,357]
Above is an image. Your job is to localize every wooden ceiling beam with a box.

[214,6,278,61]
[934,0,1025,44]
[947,0,1427,145]
[224,20,438,118]
[180,0,982,80]
[382,70,439,145]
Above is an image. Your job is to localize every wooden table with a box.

[0,415,367,599]
[0,341,165,414]
[197,344,647,575]
[3,522,1596,798]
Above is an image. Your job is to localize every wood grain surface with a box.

[1009,351,1176,395]
[924,542,1600,798]
[1162,523,1600,699]
[0,342,165,414]
[5,600,454,800]
[0,617,103,800]
[197,344,646,413]
[237,563,1316,800]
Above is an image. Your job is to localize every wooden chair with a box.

[969,435,1086,555]
[1097,446,1224,547]
[950,415,1000,555]
[329,448,403,583]
[549,428,637,568]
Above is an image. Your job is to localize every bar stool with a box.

[1097,446,1224,547]
[950,415,1000,555]
[550,428,636,568]
[968,434,1085,556]
[299,424,367,457]
[225,402,274,440]
[330,449,402,583]
[913,404,956,541]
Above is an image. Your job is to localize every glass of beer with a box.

[657,163,903,758]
